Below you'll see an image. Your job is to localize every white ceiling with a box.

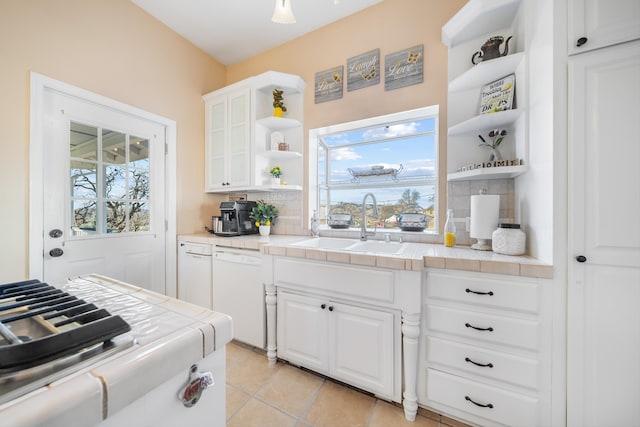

[130,0,384,66]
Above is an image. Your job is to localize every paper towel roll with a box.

[470,194,500,240]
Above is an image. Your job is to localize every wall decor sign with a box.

[477,74,515,114]
[314,66,344,104]
[347,49,380,91]
[384,44,424,91]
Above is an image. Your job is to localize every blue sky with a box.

[319,118,437,206]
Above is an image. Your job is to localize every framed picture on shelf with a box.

[477,74,515,114]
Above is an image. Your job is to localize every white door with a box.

[567,40,640,426]
[276,291,329,372]
[41,88,167,294]
[330,302,395,399]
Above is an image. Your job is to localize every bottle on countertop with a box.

[310,210,320,237]
[444,209,456,247]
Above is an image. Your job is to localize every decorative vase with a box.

[259,225,271,236]
[271,177,281,186]
[488,148,502,162]
[274,107,283,117]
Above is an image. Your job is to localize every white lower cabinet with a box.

[418,269,551,427]
[277,290,395,398]
[270,256,422,419]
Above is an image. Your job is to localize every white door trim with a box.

[29,72,178,297]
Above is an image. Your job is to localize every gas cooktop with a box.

[0,279,134,404]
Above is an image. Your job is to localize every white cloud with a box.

[330,147,361,161]
[362,122,419,140]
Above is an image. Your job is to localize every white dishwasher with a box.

[212,246,265,348]
[178,240,213,309]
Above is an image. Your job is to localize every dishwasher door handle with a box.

[184,251,212,257]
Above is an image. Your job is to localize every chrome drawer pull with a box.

[465,395,494,409]
[465,288,494,296]
[465,357,494,368]
[465,322,494,332]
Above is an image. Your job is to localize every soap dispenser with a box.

[310,210,320,237]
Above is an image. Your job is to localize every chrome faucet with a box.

[360,192,378,241]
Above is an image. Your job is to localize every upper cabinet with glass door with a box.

[443,0,528,181]
[204,87,251,191]
[203,71,305,193]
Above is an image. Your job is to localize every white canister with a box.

[492,223,526,255]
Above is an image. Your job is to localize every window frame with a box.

[308,105,439,236]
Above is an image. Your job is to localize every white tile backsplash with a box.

[447,178,515,245]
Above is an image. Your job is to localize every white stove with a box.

[0,275,232,427]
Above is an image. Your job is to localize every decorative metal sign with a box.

[477,74,515,114]
[314,66,344,104]
[384,44,424,91]
[347,49,380,91]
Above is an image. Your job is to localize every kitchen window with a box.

[309,105,439,233]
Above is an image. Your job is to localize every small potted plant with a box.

[269,165,282,185]
[272,89,287,117]
[249,200,278,236]
[478,129,507,161]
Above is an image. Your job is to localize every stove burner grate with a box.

[0,279,131,372]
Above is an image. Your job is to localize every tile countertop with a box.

[179,233,553,279]
[0,275,233,427]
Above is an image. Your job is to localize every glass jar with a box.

[492,223,526,255]
[444,209,456,247]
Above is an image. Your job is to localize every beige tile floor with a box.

[226,341,471,427]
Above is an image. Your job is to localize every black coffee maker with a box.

[216,201,258,236]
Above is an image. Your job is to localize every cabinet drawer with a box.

[427,271,538,314]
[427,305,539,351]
[427,336,539,389]
[427,369,538,427]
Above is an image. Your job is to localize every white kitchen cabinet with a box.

[418,269,551,427]
[568,0,640,55]
[204,88,251,191]
[567,39,640,426]
[203,71,305,192]
[269,256,421,420]
[277,290,395,398]
[442,0,528,181]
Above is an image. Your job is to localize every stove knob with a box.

[49,248,64,257]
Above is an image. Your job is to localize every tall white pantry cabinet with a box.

[566,0,640,426]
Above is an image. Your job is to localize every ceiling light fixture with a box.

[272,0,296,24]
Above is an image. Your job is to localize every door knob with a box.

[576,37,588,47]
[49,248,64,257]
[576,255,587,263]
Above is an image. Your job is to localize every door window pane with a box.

[104,165,126,198]
[129,202,150,232]
[129,136,149,168]
[70,160,97,198]
[69,121,152,237]
[71,200,97,236]
[70,122,98,160]
[105,201,126,233]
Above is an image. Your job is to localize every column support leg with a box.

[402,311,420,421]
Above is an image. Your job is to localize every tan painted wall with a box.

[227,0,466,226]
[0,0,464,282]
[0,0,226,282]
